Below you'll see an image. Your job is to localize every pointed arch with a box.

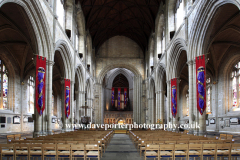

[0,0,53,59]
[54,40,74,79]
[188,0,240,59]
[167,38,187,80]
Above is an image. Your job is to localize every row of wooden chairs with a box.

[143,143,240,160]
[6,134,22,142]
[138,139,233,156]
[0,143,101,160]
[220,134,233,140]
[10,140,106,156]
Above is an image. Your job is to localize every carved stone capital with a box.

[186,60,193,65]
[46,60,55,66]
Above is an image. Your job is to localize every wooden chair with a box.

[202,144,216,160]
[28,144,42,160]
[177,140,188,144]
[55,140,66,144]
[216,143,231,160]
[189,140,200,144]
[42,144,57,159]
[219,134,227,140]
[0,144,14,160]
[227,134,233,140]
[86,144,100,160]
[159,144,174,160]
[14,144,29,160]
[14,134,21,140]
[57,144,71,159]
[71,144,85,160]
[174,144,188,160]
[231,143,240,158]
[144,144,159,160]
[89,141,103,158]
[140,141,152,157]
[188,144,202,160]
[165,141,177,144]
[6,135,15,144]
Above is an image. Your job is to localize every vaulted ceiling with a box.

[76,0,164,53]
[113,73,129,88]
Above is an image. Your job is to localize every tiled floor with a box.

[102,134,143,160]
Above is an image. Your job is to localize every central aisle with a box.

[102,134,143,160]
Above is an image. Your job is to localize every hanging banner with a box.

[171,78,177,118]
[118,88,121,110]
[111,88,114,107]
[196,55,206,115]
[124,88,127,108]
[65,79,71,119]
[35,55,46,116]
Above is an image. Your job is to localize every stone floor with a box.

[102,134,143,160]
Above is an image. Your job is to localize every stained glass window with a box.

[232,62,240,108]
[28,76,34,113]
[0,60,8,110]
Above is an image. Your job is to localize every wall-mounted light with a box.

[79,53,83,59]
[158,53,162,59]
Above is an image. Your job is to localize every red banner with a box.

[171,78,177,118]
[35,55,46,116]
[118,88,121,110]
[65,79,71,119]
[124,88,127,108]
[196,55,206,115]
[111,88,114,107]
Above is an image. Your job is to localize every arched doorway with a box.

[103,68,134,125]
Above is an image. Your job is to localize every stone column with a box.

[71,80,74,130]
[47,60,54,135]
[87,98,93,123]
[75,91,80,124]
[160,90,165,123]
[166,80,172,131]
[215,80,219,132]
[33,105,43,137]
[156,91,160,122]
[133,76,137,123]
[138,76,142,124]
[237,76,239,107]
[94,83,102,124]
[193,61,198,134]
[79,91,85,118]
[187,60,194,134]
[42,58,48,135]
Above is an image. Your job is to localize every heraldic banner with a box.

[196,55,206,115]
[111,88,114,107]
[35,55,46,116]
[65,79,71,119]
[171,78,177,118]
[124,88,127,108]
[118,88,121,110]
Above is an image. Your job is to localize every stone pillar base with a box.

[188,129,194,135]
[33,131,43,138]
